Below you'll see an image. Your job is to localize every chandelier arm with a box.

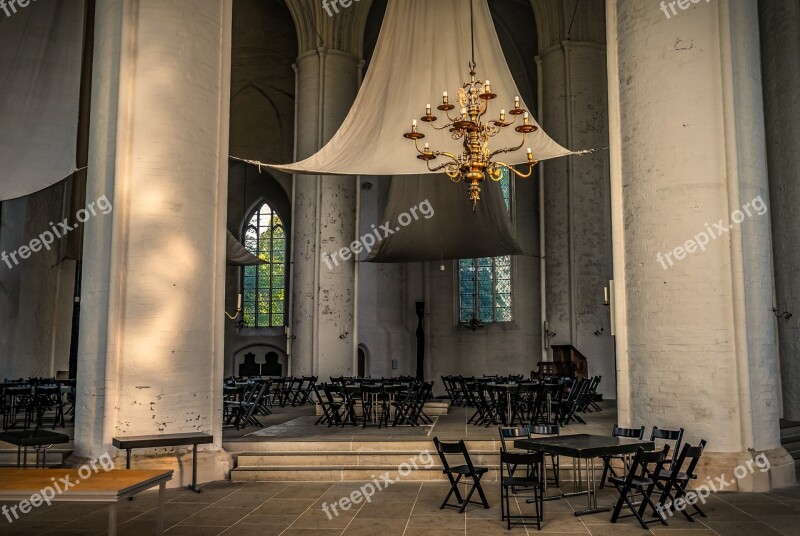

[488,137,526,160]
[494,161,537,179]
[430,121,456,131]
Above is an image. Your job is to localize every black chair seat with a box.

[450,464,488,475]
[501,475,540,487]
[610,475,654,487]
[658,469,690,481]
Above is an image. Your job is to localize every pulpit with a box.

[534,345,588,378]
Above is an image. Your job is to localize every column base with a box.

[690,447,795,492]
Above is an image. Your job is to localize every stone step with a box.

[231,465,500,482]
[781,438,800,459]
[780,425,800,440]
[224,439,499,454]
[236,451,500,467]
[780,432,800,445]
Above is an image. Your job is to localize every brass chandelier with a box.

[403,1,538,210]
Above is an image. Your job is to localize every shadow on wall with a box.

[232,345,287,376]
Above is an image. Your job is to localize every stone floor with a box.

[3,477,800,535]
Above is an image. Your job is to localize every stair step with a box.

[780,426,800,440]
[231,465,499,482]
[224,440,498,454]
[236,451,499,467]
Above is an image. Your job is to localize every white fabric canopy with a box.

[226,230,266,266]
[269,0,572,176]
[0,0,84,201]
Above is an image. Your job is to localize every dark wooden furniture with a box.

[0,468,172,536]
[534,345,588,378]
[515,433,654,516]
[112,432,212,492]
[0,429,70,468]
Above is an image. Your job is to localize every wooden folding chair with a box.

[433,437,490,513]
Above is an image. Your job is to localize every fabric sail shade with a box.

[0,0,85,201]
[268,0,573,177]
[226,230,266,266]
[364,174,524,263]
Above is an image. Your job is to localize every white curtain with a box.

[0,0,85,200]
[269,0,572,176]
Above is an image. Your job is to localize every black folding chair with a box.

[654,440,708,522]
[599,424,646,488]
[500,449,544,530]
[609,445,671,529]
[433,437,490,513]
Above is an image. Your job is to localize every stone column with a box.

[759,0,800,421]
[533,0,615,398]
[287,1,371,379]
[607,0,793,489]
[74,0,232,485]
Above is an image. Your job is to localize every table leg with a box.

[190,444,200,493]
[157,482,166,535]
[126,449,131,469]
[22,446,27,469]
[574,457,610,516]
[16,445,21,468]
[108,502,118,536]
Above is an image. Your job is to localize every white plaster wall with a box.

[608,0,779,453]
[356,176,415,378]
[76,0,231,462]
[291,48,360,380]
[760,0,800,421]
[540,41,615,398]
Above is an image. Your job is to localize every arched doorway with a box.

[357,346,368,378]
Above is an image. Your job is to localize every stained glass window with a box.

[458,168,513,323]
[242,202,286,327]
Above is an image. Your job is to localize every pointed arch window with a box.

[242,202,286,327]
[458,167,513,323]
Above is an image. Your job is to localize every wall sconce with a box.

[603,286,609,307]
[594,326,605,336]
[773,307,793,320]
[225,293,243,320]
[339,331,349,340]
[361,181,373,190]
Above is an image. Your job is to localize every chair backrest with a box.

[668,439,706,480]
[531,424,559,436]
[625,445,670,484]
[612,424,646,439]
[433,437,478,474]
[500,448,543,478]
[651,426,684,459]
[498,425,531,452]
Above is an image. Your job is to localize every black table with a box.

[112,432,213,492]
[515,433,654,516]
[0,430,70,468]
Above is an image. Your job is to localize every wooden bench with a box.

[0,468,172,535]
[112,432,212,492]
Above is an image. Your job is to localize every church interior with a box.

[1,0,800,534]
